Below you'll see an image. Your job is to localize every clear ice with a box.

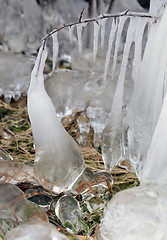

[0,183,48,236]
[27,44,85,193]
[6,220,68,240]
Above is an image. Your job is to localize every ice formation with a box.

[93,21,100,60]
[103,19,118,82]
[76,23,87,53]
[27,44,85,193]
[6,220,68,240]
[52,32,59,71]
[98,1,167,239]
[126,2,167,177]
[100,18,107,49]
[0,183,48,236]
[102,14,151,170]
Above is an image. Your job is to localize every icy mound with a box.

[99,184,167,240]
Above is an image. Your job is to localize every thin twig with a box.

[40,10,154,43]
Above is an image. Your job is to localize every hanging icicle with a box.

[93,21,100,61]
[52,32,59,71]
[103,19,118,83]
[100,17,107,49]
[132,18,149,80]
[68,25,75,44]
[102,17,137,170]
[111,16,129,80]
[76,23,87,53]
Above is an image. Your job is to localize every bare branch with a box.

[40,10,154,43]
[79,8,85,23]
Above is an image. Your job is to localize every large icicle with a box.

[111,16,129,80]
[103,19,118,83]
[93,21,100,60]
[52,32,59,71]
[100,18,107,49]
[141,91,167,184]
[126,5,167,178]
[102,17,137,170]
[28,44,85,193]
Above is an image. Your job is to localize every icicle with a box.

[68,25,75,44]
[141,91,167,184]
[102,17,137,170]
[52,32,59,71]
[126,5,167,178]
[112,16,129,80]
[28,44,85,193]
[76,23,87,53]
[100,18,107,48]
[132,18,149,80]
[111,18,136,123]
[103,19,118,83]
[93,21,100,61]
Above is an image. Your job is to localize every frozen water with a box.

[28,45,85,193]
[93,21,100,60]
[98,184,167,240]
[0,160,38,185]
[52,32,59,71]
[103,19,118,83]
[0,183,48,235]
[126,4,167,178]
[100,18,107,49]
[55,195,84,233]
[68,25,75,44]
[6,220,68,240]
[112,16,129,80]
[76,23,87,53]
[141,89,167,184]
[0,52,33,102]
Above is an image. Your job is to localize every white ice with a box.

[103,19,118,83]
[100,18,107,49]
[68,25,75,44]
[27,44,85,193]
[111,16,129,80]
[52,32,59,71]
[93,21,100,61]
[76,23,87,53]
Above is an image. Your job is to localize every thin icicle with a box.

[93,21,100,61]
[52,32,59,71]
[76,23,87,53]
[112,16,129,80]
[100,18,107,48]
[111,18,136,123]
[103,19,118,83]
[68,25,75,44]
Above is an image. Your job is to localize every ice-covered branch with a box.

[41,10,154,42]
